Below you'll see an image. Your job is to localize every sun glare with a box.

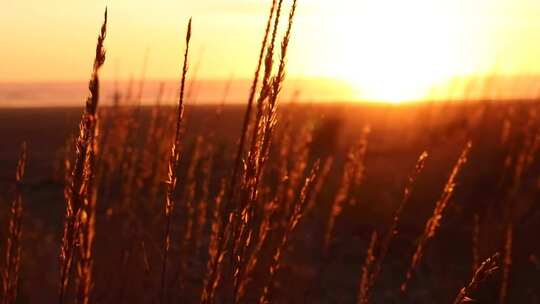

[325,0,491,103]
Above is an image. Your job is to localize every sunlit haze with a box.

[2,0,540,103]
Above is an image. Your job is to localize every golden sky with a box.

[2,0,540,102]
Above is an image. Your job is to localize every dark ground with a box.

[0,102,539,303]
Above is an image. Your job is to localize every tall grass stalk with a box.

[402,141,472,292]
[226,0,278,211]
[233,1,298,301]
[1,143,27,304]
[58,9,107,304]
[258,161,320,304]
[357,231,378,304]
[358,152,428,303]
[159,18,192,304]
[201,2,278,302]
[454,253,500,304]
[324,126,370,253]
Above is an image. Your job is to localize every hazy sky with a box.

[2,0,540,101]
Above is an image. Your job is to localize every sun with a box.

[324,0,483,104]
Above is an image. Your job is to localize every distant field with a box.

[1,102,539,303]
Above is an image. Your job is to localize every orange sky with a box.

[2,0,540,102]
